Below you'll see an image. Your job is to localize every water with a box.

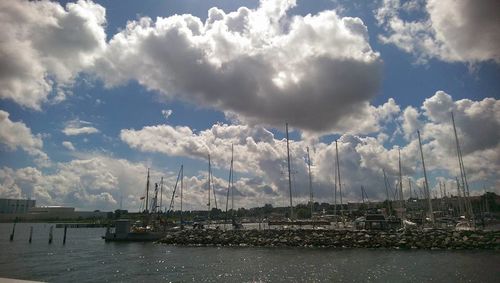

[1,223,499,282]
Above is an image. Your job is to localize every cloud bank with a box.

[376,0,500,64]
[1,92,497,210]
[120,92,500,208]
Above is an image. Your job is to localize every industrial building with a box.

[0,198,36,214]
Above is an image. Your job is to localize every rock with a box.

[156,227,500,250]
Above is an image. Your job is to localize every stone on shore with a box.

[157,228,500,250]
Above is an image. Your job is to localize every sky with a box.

[0,0,499,212]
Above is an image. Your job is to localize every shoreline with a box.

[158,229,500,250]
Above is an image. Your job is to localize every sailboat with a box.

[102,168,182,242]
[267,123,329,228]
[224,144,243,230]
[451,112,475,231]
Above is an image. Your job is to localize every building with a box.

[28,206,75,216]
[0,198,36,214]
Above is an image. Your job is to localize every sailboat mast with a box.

[408,178,412,199]
[225,144,234,224]
[180,165,183,229]
[383,169,392,216]
[398,148,404,211]
[451,111,474,224]
[207,154,211,218]
[361,186,365,204]
[230,144,235,215]
[285,123,294,219]
[209,154,218,209]
[417,130,434,224]
[152,183,158,213]
[168,167,182,213]
[333,159,337,218]
[145,168,150,213]
[307,146,313,218]
[335,140,343,217]
[456,177,463,216]
[159,177,163,213]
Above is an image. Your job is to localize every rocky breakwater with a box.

[159,229,500,250]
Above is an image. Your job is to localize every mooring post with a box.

[9,223,16,241]
[63,225,67,245]
[29,226,33,243]
[48,226,53,244]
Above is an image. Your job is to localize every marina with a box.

[1,223,500,282]
[0,0,499,282]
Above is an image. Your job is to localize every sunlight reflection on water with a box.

[1,223,499,282]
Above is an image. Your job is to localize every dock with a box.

[267,220,331,226]
[55,223,109,228]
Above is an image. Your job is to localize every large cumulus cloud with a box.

[94,0,382,133]
[0,0,106,109]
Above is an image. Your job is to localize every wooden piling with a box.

[63,225,67,244]
[49,226,53,244]
[29,226,33,243]
[9,223,16,241]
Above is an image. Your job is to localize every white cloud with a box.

[0,153,280,211]
[94,0,382,133]
[400,106,422,140]
[121,92,499,207]
[0,156,149,211]
[62,141,76,151]
[161,109,173,119]
[62,119,100,136]
[2,90,498,211]
[376,0,500,64]
[0,110,49,166]
[120,123,280,174]
[0,0,107,109]
[0,167,23,199]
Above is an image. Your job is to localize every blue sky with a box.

[0,0,498,211]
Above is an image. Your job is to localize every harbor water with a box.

[1,223,499,282]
